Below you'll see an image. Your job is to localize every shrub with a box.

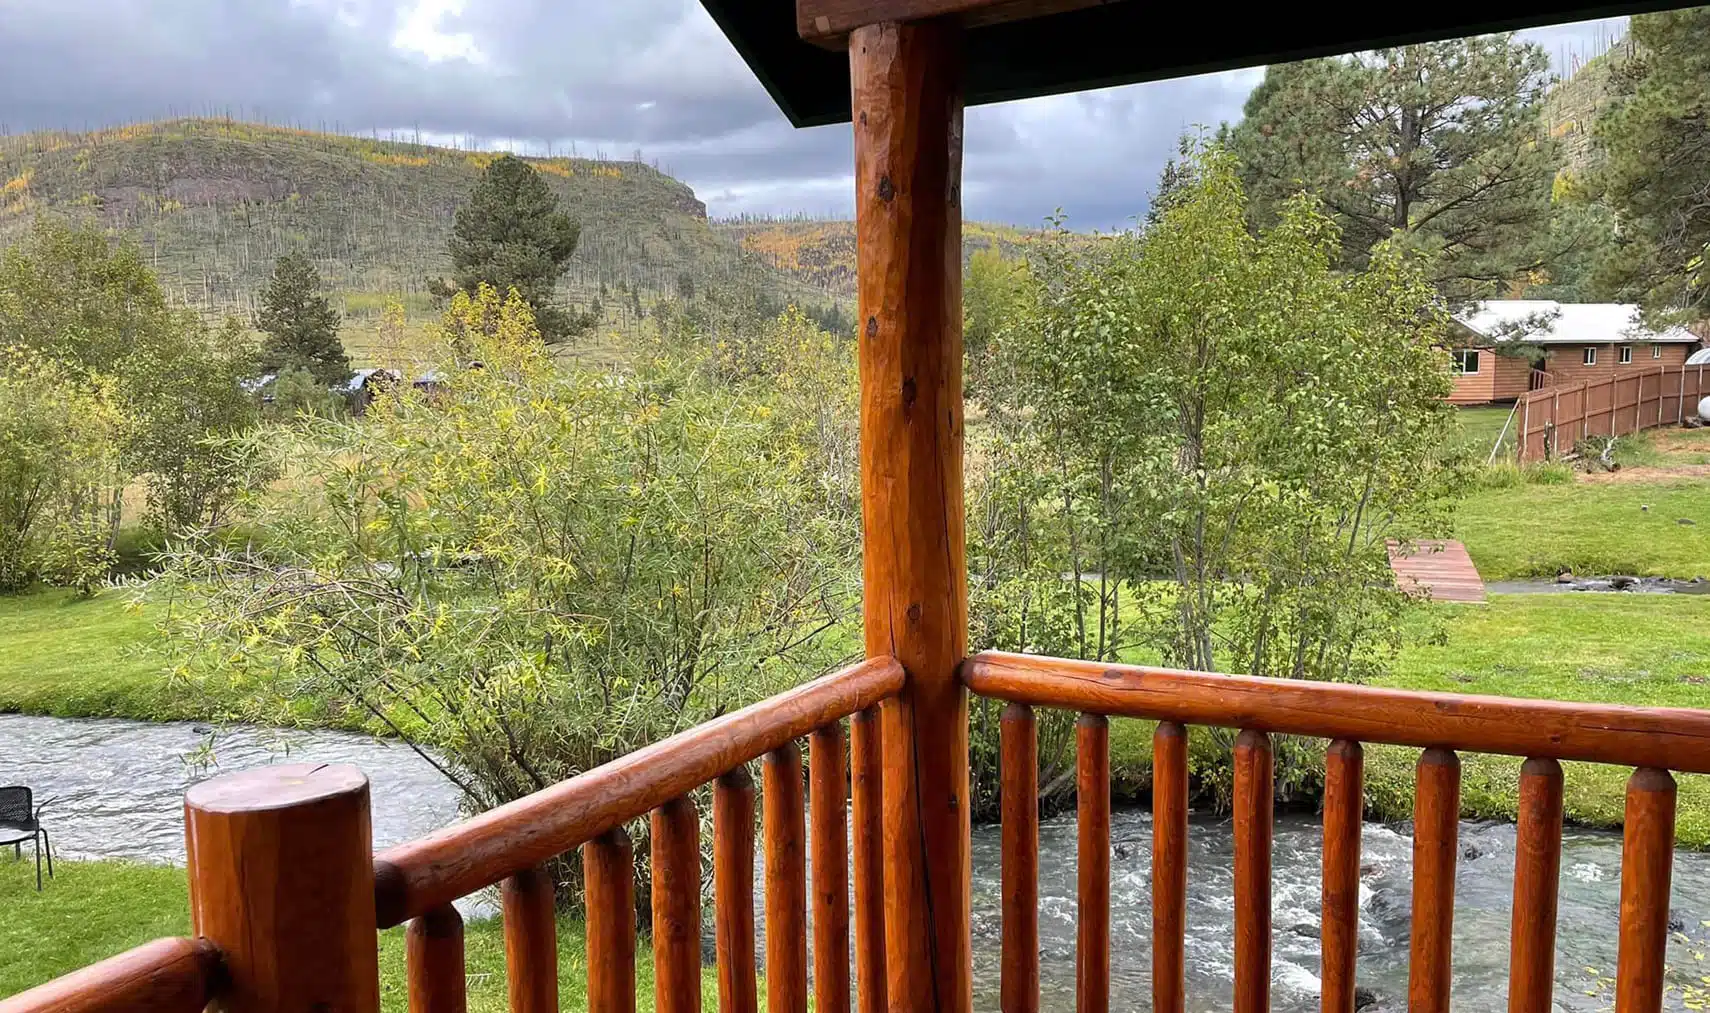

[0,351,125,592]
[160,287,859,900]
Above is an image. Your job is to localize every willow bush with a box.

[163,286,860,827]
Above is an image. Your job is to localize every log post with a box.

[184,763,380,1013]
[851,19,970,1013]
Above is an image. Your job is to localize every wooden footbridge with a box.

[1388,540,1488,604]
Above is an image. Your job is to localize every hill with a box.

[0,118,837,358]
[1541,37,1634,179]
[715,217,1038,298]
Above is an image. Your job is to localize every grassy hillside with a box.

[0,118,838,357]
[716,217,1037,297]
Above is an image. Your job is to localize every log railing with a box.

[962,649,1708,1013]
[0,656,904,1013]
[11,645,1709,1013]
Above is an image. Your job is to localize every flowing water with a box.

[6,713,1710,1011]
[968,808,1710,1013]
[0,713,461,862]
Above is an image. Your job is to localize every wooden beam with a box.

[799,0,1117,47]
[851,20,970,1013]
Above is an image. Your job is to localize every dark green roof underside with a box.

[700,1,1687,128]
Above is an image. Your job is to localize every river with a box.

[5,713,1707,1012]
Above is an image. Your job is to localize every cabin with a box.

[345,367,404,414]
[1449,300,1701,405]
[13,5,1710,1013]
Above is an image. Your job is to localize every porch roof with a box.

[700,1,1679,129]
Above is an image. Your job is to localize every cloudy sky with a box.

[0,0,1629,229]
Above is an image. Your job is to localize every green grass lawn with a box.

[1367,594,1710,846]
[0,590,189,721]
[1456,477,1710,580]
[0,588,377,729]
[1452,405,1518,458]
[0,858,718,1009]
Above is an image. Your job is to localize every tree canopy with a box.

[1592,8,1710,319]
[1226,37,1560,301]
[968,145,1460,809]
[256,252,348,387]
[441,154,584,343]
[0,218,258,553]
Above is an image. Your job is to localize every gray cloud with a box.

[0,0,1630,229]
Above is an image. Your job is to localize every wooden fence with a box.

[1516,364,1707,462]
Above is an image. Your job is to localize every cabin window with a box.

[1654,344,1664,359]
[1451,348,1480,374]
[1583,346,1599,366]
[1620,345,1634,364]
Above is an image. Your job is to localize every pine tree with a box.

[1225,37,1560,301]
[256,252,348,386]
[442,155,583,343]
[1594,10,1710,319]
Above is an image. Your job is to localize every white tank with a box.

[1700,395,1710,421]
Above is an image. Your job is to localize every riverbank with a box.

[0,859,715,1008]
[0,590,187,721]
[0,589,372,731]
[5,587,1710,844]
[1455,426,1710,580]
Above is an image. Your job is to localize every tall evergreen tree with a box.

[1594,10,1710,320]
[442,155,583,343]
[257,252,348,386]
[1226,38,1560,301]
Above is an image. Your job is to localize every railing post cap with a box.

[186,762,369,814]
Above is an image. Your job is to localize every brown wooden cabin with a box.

[10,4,1710,1013]
[1449,301,1702,406]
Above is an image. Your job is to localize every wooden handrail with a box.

[960,651,1710,772]
[0,938,221,1013]
[372,655,905,926]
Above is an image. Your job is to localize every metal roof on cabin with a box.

[699,1,1688,129]
[1457,300,1701,345]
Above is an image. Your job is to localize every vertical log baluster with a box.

[714,769,759,1013]
[1616,768,1676,1013]
[653,796,702,1013]
[1322,740,1363,1013]
[1077,713,1110,1013]
[850,707,886,1013]
[1508,758,1563,1013]
[407,905,467,1013]
[765,743,809,1013]
[502,867,557,1013]
[1152,722,1188,1013]
[810,725,852,1013]
[585,828,636,1013]
[1408,749,1460,1013]
[1001,703,1039,1013]
[1233,730,1273,1013]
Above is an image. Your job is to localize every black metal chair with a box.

[0,786,52,890]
